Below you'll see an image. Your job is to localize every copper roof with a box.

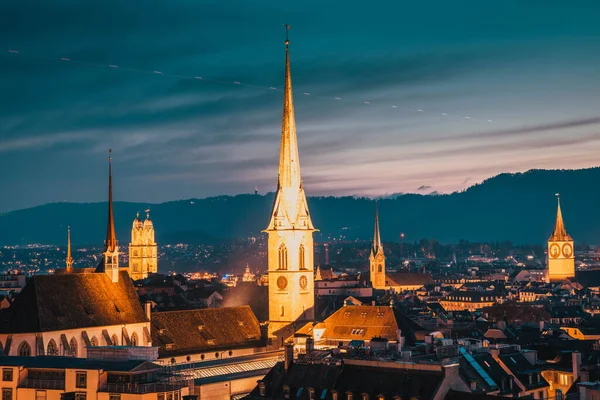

[0,271,147,333]
[150,305,263,357]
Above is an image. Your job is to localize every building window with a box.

[259,382,266,397]
[175,392,180,400]
[308,388,315,400]
[332,391,338,400]
[91,337,98,347]
[109,395,121,400]
[70,337,78,357]
[75,393,86,400]
[17,341,31,357]
[346,392,353,400]
[111,334,119,346]
[158,394,165,400]
[378,265,382,272]
[2,389,12,400]
[35,391,46,400]
[2,369,13,382]
[361,394,369,400]
[46,339,58,356]
[299,245,306,270]
[167,393,173,400]
[278,244,288,270]
[131,332,138,347]
[76,372,87,389]
[283,386,291,399]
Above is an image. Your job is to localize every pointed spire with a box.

[278,24,301,192]
[550,193,571,241]
[66,226,73,272]
[105,149,117,252]
[372,202,382,255]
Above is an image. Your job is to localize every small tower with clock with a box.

[266,30,316,338]
[548,194,575,282]
[370,204,386,289]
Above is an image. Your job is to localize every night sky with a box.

[1,1,600,212]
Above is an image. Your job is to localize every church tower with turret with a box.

[548,195,575,282]
[370,204,386,289]
[129,211,158,281]
[266,29,316,337]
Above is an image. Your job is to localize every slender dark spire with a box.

[66,226,73,272]
[372,202,382,254]
[105,149,117,252]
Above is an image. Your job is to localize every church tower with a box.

[548,194,575,282]
[369,204,386,289]
[65,226,73,272]
[129,211,158,280]
[266,29,316,337]
[96,150,120,283]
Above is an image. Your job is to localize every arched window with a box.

[299,245,306,270]
[47,339,58,356]
[69,337,78,357]
[111,334,119,346]
[378,265,382,273]
[18,341,31,357]
[131,332,139,347]
[91,336,98,347]
[278,244,288,270]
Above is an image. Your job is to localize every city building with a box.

[129,211,158,281]
[0,355,187,400]
[548,196,575,282]
[265,35,315,339]
[439,290,502,312]
[0,155,152,357]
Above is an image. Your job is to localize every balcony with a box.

[20,379,66,390]
[100,382,184,394]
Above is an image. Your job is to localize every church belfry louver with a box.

[266,29,316,337]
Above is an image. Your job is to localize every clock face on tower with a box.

[550,243,560,258]
[299,275,308,290]
[277,276,288,290]
[562,243,573,258]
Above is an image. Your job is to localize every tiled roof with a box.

[0,271,147,333]
[386,272,433,287]
[315,305,423,345]
[150,305,263,357]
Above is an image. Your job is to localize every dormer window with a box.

[283,386,290,399]
[308,388,316,400]
[332,391,338,400]
[259,382,266,397]
[346,393,353,400]
[361,393,369,400]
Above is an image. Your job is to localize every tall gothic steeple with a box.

[65,226,73,272]
[370,202,386,289]
[266,28,314,232]
[266,27,316,338]
[96,150,120,282]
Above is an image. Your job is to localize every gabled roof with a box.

[314,305,423,345]
[0,271,147,333]
[150,305,263,357]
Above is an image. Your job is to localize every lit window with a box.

[75,393,86,400]
[76,372,87,389]
[2,389,13,400]
[299,245,306,270]
[47,340,59,356]
[35,391,46,400]
[2,369,13,382]
[278,244,288,270]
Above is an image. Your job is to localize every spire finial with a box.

[145,208,151,220]
[283,23,290,48]
[66,225,73,272]
[550,193,570,241]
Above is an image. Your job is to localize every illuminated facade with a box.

[548,196,575,282]
[266,36,315,337]
[369,205,386,289]
[65,226,73,272]
[129,211,158,281]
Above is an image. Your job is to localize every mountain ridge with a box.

[1,167,599,246]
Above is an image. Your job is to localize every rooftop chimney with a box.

[284,343,294,372]
[573,351,582,381]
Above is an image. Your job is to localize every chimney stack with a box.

[144,301,152,321]
[284,344,294,372]
[573,351,582,381]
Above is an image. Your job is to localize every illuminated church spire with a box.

[550,194,571,241]
[267,25,314,231]
[96,149,120,282]
[266,26,316,338]
[547,193,575,282]
[369,202,386,289]
[65,226,73,272]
